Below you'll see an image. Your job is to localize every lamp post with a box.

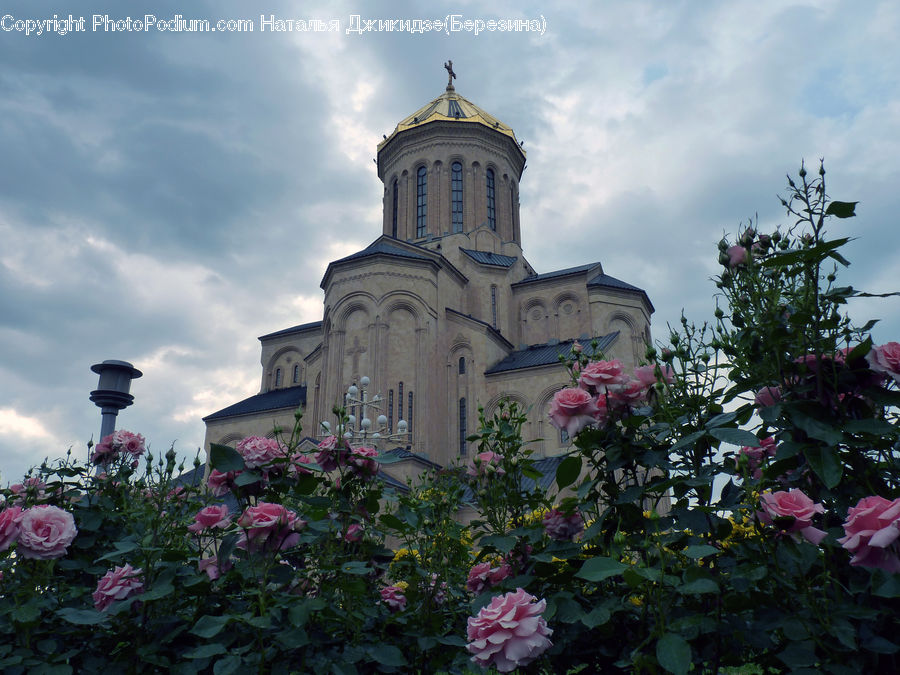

[321,376,408,448]
[89,360,142,442]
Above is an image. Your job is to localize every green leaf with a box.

[56,608,105,625]
[340,561,372,575]
[791,411,843,445]
[708,427,760,446]
[213,655,242,675]
[656,633,691,675]
[581,606,611,628]
[576,556,627,582]
[437,635,468,647]
[184,643,227,659]
[825,200,858,218]
[678,578,718,594]
[96,540,139,562]
[556,455,582,491]
[140,582,175,602]
[843,418,895,435]
[682,545,719,559]
[805,445,843,489]
[479,534,517,554]
[190,615,230,638]
[671,431,705,451]
[209,443,245,473]
[233,470,262,487]
[366,645,406,667]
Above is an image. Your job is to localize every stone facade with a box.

[203,82,654,474]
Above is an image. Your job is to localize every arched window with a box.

[459,397,467,456]
[391,179,399,238]
[491,286,498,329]
[451,161,463,232]
[408,391,414,435]
[274,368,282,388]
[458,356,466,375]
[388,389,394,433]
[398,381,404,421]
[486,168,496,231]
[292,364,300,384]
[416,167,427,238]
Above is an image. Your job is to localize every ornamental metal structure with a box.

[89,360,143,442]
[320,376,408,448]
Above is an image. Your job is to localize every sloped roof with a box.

[587,273,655,313]
[461,455,565,502]
[512,262,600,286]
[203,385,307,422]
[460,248,518,268]
[259,321,323,341]
[331,238,432,265]
[485,334,618,375]
[384,446,443,470]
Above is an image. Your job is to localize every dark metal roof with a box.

[385,446,443,469]
[203,385,307,422]
[587,273,655,313]
[332,239,432,265]
[460,248,518,268]
[461,455,565,502]
[445,308,514,349]
[485,333,618,375]
[259,321,323,341]
[513,262,600,285]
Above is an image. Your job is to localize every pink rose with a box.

[0,506,23,551]
[348,446,379,479]
[466,451,506,479]
[380,585,407,612]
[609,377,647,410]
[467,562,493,593]
[838,495,900,573]
[759,489,826,546]
[235,436,286,469]
[16,505,78,559]
[867,342,900,384]
[467,588,553,673]
[187,505,232,533]
[197,556,231,581]
[578,360,626,392]
[288,452,314,477]
[93,564,144,612]
[726,245,749,268]
[736,436,778,479]
[315,435,346,472]
[343,523,364,543]
[633,364,675,389]
[237,502,305,552]
[207,469,241,497]
[548,388,604,437]
[753,386,782,408]
[488,563,512,586]
[542,509,584,541]
[111,430,146,458]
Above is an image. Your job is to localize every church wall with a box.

[204,408,300,453]
[259,330,322,393]
[587,288,652,368]
[512,279,592,347]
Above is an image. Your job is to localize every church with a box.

[203,65,654,480]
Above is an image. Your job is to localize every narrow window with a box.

[391,179,399,238]
[398,381,404,421]
[292,364,299,384]
[416,167,427,238]
[486,169,496,231]
[274,368,282,388]
[451,161,463,232]
[408,391,414,435]
[388,389,394,433]
[491,286,498,329]
[560,428,570,444]
[459,397,467,456]
[458,356,466,375]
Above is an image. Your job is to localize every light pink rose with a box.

[838,495,900,573]
[466,451,506,479]
[466,588,553,673]
[315,435,346,472]
[235,436,286,469]
[197,555,231,581]
[489,563,513,586]
[16,505,78,559]
[187,505,232,533]
[736,436,778,479]
[343,523,363,543]
[380,585,407,612]
[753,386,782,408]
[867,342,900,384]
[93,564,144,611]
[237,502,305,552]
[207,469,241,497]
[288,452,314,477]
[548,388,604,437]
[542,509,584,541]
[0,506,23,551]
[759,489,826,546]
[609,377,647,410]
[111,430,146,458]
[578,360,626,392]
[726,245,749,268]
[633,364,675,389]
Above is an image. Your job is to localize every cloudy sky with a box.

[2,0,899,482]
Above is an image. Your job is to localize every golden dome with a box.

[378,88,524,156]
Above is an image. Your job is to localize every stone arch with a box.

[535,382,575,456]
[606,311,640,365]
[216,432,243,447]
[553,292,583,342]
[265,345,304,391]
[483,391,529,420]
[521,297,549,345]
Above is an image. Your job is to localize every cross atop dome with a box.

[444,60,456,91]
